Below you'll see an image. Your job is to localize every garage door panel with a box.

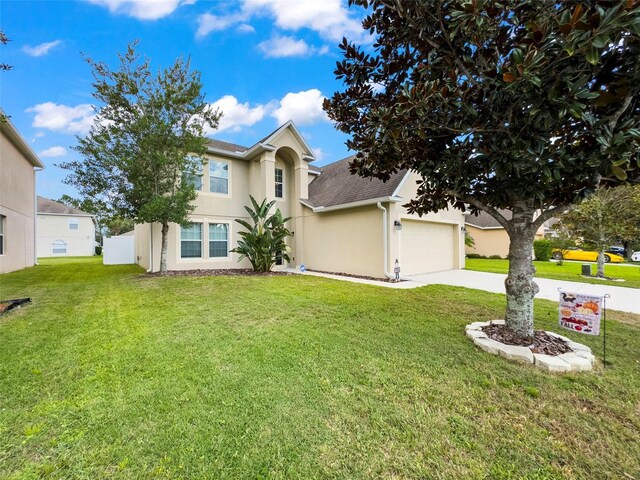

[401,220,455,275]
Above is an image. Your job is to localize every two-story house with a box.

[134,121,466,278]
[36,197,97,257]
[0,112,44,274]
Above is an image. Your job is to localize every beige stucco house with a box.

[0,113,44,274]
[465,210,544,258]
[135,122,466,278]
[37,197,96,257]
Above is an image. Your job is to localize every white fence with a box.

[103,236,136,265]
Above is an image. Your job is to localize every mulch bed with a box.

[482,324,573,356]
[145,269,292,278]
[306,269,402,283]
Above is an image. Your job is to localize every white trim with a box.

[207,159,232,197]
[307,169,321,176]
[402,216,462,226]
[390,171,412,198]
[464,223,505,230]
[300,196,403,213]
[37,212,94,218]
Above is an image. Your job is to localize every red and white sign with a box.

[558,291,602,335]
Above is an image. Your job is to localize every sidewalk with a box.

[285,268,639,314]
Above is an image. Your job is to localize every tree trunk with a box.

[596,251,605,278]
[505,224,539,340]
[159,220,169,273]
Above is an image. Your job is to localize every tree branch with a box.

[532,204,570,230]
[608,89,635,131]
[447,190,511,231]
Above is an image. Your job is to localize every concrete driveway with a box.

[409,270,640,314]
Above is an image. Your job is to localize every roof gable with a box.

[37,196,93,216]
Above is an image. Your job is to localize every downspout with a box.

[33,167,43,266]
[376,202,395,280]
[148,222,154,273]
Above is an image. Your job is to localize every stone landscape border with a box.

[466,320,596,372]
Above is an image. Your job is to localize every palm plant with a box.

[232,196,292,272]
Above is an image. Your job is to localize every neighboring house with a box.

[0,112,44,274]
[37,197,96,257]
[135,121,466,278]
[465,210,545,258]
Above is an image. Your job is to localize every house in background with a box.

[0,112,44,274]
[37,197,96,257]
[134,121,466,278]
[465,210,545,258]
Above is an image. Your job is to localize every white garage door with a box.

[401,220,455,275]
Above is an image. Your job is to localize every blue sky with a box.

[1,0,368,200]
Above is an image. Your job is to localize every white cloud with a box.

[197,0,366,42]
[196,12,244,38]
[257,34,328,58]
[23,40,62,57]
[39,146,67,158]
[237,23,256,34]
[26,102,95,135]
[209,95,268,133]
[243,0,364,42]
[271,89,328,125]
[86,0,195,20]
[311,147,324,161]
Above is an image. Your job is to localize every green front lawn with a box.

[466,257,640,289]
[1,258,639,479]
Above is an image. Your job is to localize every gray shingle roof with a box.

[465,209,512,228]
[207,139,249,153]
[307,156,408,208]
[37,197,92,216]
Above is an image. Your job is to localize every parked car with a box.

[606,246,625,256]
[552,247,624,263]
[632,251,640,262]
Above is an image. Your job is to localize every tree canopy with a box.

[62,41,219,271]
[325,0,640,338]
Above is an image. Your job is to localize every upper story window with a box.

[0,215,5,255]
[185,157,203,191]
[69,218,79,230]
[275,168,284,198]
[210,160,229,194]
[180,223,202,258]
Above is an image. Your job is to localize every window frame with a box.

[275,167,284,199]
[208,223,229,258]
[180,222,203,259]
[69,218,79,231]
[185,156,204,192]
[52,239,67,255]
[208,160,230,196]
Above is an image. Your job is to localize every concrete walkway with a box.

[286,268,639,314]
[409,270,639,314]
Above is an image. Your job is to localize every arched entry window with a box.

[52,240,67,254]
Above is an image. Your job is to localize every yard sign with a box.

[558,291,603,335]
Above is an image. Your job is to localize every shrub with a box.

[488,255,503,260]
[466,253,482,259]
[95,246,103,255]
[533,239,553,261]
[231,196,293,272]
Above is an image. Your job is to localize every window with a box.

[275,168,284,198]
[181,223,202,258]
[0,215,5,255]
[69,218,79,230]
[52,240,67,254]
[209,223,228,258]
[185,157,203,191]
[209,161,229,194]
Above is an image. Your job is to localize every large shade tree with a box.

[325,1,640,339]
[62,42,219,272]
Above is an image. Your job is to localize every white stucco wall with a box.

[37,214,95,257]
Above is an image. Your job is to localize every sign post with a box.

[558,290,609,367]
